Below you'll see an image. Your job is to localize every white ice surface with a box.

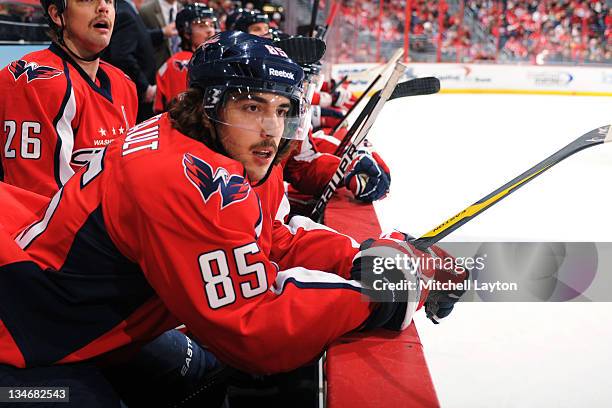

[372,94,612,407]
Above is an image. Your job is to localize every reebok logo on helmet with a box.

[269,67,295,80]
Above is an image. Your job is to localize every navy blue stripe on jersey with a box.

[280,277,363,293]
[0,206,154,367]
[272,268,364,297]
[52,60,72,191]
[49,44,114,103]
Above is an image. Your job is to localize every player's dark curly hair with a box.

[168,88,295,165]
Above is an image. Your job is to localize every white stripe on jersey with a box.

[56,88,77,185]
[15,188,63,249]
[292,132,321,163]
[311,130,341,146]
[281,212,360,249]
[275,194,291,222]
[270,266,364,295]
[158,62,168,77]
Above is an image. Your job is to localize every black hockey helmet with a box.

[40,0,66,16]
[176,3,218,38]
[232,9,270,34]
[40,0,115,62]
[224,7,244,31]
[269,27,290,42]
[188,31,308,141]
[40,0,115,19]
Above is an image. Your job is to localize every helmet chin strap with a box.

[57,14,102,62]
[209,122,230,158]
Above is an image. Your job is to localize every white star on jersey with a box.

[98,128,106,137]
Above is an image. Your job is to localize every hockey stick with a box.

[275,36,326,66]
[333,77,441,157]
[315,0,340,41]
[330,74,348,93]
[332,49,404,149]
[308,0,320,38]
[410,124,612,251]
[306,78,439,221]
[309,62,407,222]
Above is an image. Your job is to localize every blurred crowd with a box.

[0,0,282,42]
[474,0,610,63]
[334,0,610,64]
[1,0,610,64]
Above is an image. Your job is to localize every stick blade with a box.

[390,77,440,100]
[275,36,326,66]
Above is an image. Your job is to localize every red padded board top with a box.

[324,189,439,407]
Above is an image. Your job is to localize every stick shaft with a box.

[310,62,407,222]
[332,49,404,148]
[309,0,320,37]
[412,124,612,250]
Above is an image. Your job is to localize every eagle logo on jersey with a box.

[9,60,62,83]
[174,60,190,72]
[183,153,250,209]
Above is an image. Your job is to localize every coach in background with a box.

[103,0,175,121]
[140,0,181,70]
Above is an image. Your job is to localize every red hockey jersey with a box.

[0,44,138,197]
[154,50,192,113]
[284,129,342,197]
[0,113,372,374]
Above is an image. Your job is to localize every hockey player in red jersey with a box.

[232,9,272,38]
[281,54,391,211]
[0,0,138,197]
[0,32,466,406]
[154,3,218,113]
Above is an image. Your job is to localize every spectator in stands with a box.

[0,3,21,41]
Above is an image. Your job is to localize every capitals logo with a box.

[183,153,250,209]
[174,60,190,72]
[9,60,62,83]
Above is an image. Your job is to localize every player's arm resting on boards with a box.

[102,156,374,374]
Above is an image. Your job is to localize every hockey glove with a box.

[376,231,469,324]
[422,244,469,324]
[344,150,391,202]
[331,87,355,110]
[350,237,437,331]
[311,106,345,132]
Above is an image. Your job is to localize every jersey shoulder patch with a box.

[8,59,63,83]
[173,59,190,72]
[183,153,250,210]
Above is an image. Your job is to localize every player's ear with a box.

[47,4,62,27]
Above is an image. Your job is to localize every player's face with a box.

[53,0,115,57]
[217,92,290,183]
[190,20,216,49]
[248,22,271,38]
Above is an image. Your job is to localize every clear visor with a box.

[297,76,321,138]
[191,18,218,30]
[204,87,309,141]
[313,72,324,92]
